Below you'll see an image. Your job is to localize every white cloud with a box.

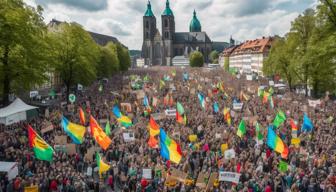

[24,0,314,50]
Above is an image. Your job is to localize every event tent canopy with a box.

[0,162,18,180]
[0,98,38,125]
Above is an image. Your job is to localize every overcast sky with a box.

[24,0,317,50]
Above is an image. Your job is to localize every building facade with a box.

[142,0,217,66]
[223,37,274,75]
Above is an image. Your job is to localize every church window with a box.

[165,19,168,28]
[146,21,149,29]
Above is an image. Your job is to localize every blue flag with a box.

[183,72,189,81]
[301,113,313,132]
[213,102,219,113]
[143,95,149,107]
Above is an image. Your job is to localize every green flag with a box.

[258,87,264,97]
[177,102,185,114]
[278,160,288,172]
[105,121,111,136]
[273,110,286,128]
[256,122,263,141]
[159,80,165,90]
[237,120,246,138]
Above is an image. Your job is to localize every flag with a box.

[198,93,206,109]
[160,79,165,89]
[143,95,150,107]
[96,152,110,176]
[213,102,219,113]
[255,122,263,141]
[263,91,270,103]
[237,120,246,138]
[143,75,149,82]
[273,110,286,128]
[159,128,182,164]
[148,117,160,136]
[148,136,158,148]
[223,108,231,125]
[176,102,186,125]
[269,96,274,109]
[79,107,85,125]
[290,119,298,137]
[90,116,112,150]
[269,87,274,95]
[112,105,132,128]
[105,121,111,136]
[278,160,288,172]
[152,97,158,107]
[28,125,54,162]
[163,94,169,106]
[169,94,174,106]
[61,116,86,144]
[258,87,264,97]
[266,126,289,159]
[171,69,176,77]
[301,113,313,132]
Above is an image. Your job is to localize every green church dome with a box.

[144,1,154,17]
[189,10,201,32]
[162,0,174,16]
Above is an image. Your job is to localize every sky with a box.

[24,0,317,50]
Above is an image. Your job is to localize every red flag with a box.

[79,107,85,125]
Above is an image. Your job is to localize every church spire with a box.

[144,1,154,17]
[162,0,174,16]
[189,9,201,32]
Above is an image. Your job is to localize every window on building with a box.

[146,21,149,29]
[165,19,168,28]
[175,48,178,55]
[146,32,149,39]
[165,32,169,38]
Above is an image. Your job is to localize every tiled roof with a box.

[174,32,211,44]
[231,37,273,55]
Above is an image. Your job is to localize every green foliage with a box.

[209,50,219,64]
[49,22,100,96]
[0,0,49,104]
[97,42,120,78]
[264,3,336,96]
[116,43,131,72]
[189,51,204,67]
[224,57,229,72]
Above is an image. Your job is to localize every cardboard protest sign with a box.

[233,103,243,110]
[196,172,210,188]
[121,103,132,112]
[206,172,218,191]
[54,135,67,145]
[84,147,97,162]
[66,144,76,155]
[123,132,135,142]
[219,171,241,183]
[41,121,54,134]
[142,169,152,179]
[67,104,75,113]
[170,168,188,183]
[190,88,196,95]
[308,99,321,108]
[224,149,236,159]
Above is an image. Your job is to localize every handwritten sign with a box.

[165,109,176,117]
[219,171,241,183]
[54,135,67,145]
[224,149,236,159]
[233,103,243,110]
[196,172,210,188]
[308,99,321,108]
[123,132,135,142]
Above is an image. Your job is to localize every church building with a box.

[142,0,225,66]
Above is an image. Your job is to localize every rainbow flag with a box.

[112,105,132,128]
[223,108,231,125]
[148,116,160,136]
[176,102,186,125]
[96,152,110,176]
[198,93,206,109]
[290,119,298,137]
[28,125,54,162]
[61,116,86,144]
[90,116,112,150]
[159,128,182,164]
[266,126,288,159]
[79,107,85,125]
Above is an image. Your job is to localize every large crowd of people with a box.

[0,67,335,192]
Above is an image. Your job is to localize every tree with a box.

[189,51,204,67]
[49,22,100,100]
[224,57,230,72]
[209,50,219,64]
[116,43,131,72]
[0,0,49,105]
[97,42,119,78]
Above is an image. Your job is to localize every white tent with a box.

[0,98,38,125]
[0,162,18,180]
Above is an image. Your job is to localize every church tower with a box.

[161,0,175,66]
[142,1,157,66]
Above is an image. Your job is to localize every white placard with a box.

[246,75,252,81]
[29,91,39,98]
[165,109,176,117]
[142,169,152,179]
[269,81,275,86]
[233,103,243,110]
[224,149,236,159]
[308,99,321,108]
[123,132,135,142]
[219,171,241,183]
[215,133,221,139]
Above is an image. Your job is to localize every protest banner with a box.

[206,172,218,191]
[41,121,54,134]
[24,185,38,192]
[54,135,67,145]
[121,103,132,112]
[123,132,135,142]
[233,103,243,110]
[224,149,236,159]
[196,172,210,188]
[308,99,321,108]
[219,171,241,183]
[165,109,176,117]
[142,168,152,179]
[84,146,98,162]
[66,144,76,155]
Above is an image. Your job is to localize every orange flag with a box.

[148,136,158,148]
[90,116,111,150]
[79,107,85,125]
